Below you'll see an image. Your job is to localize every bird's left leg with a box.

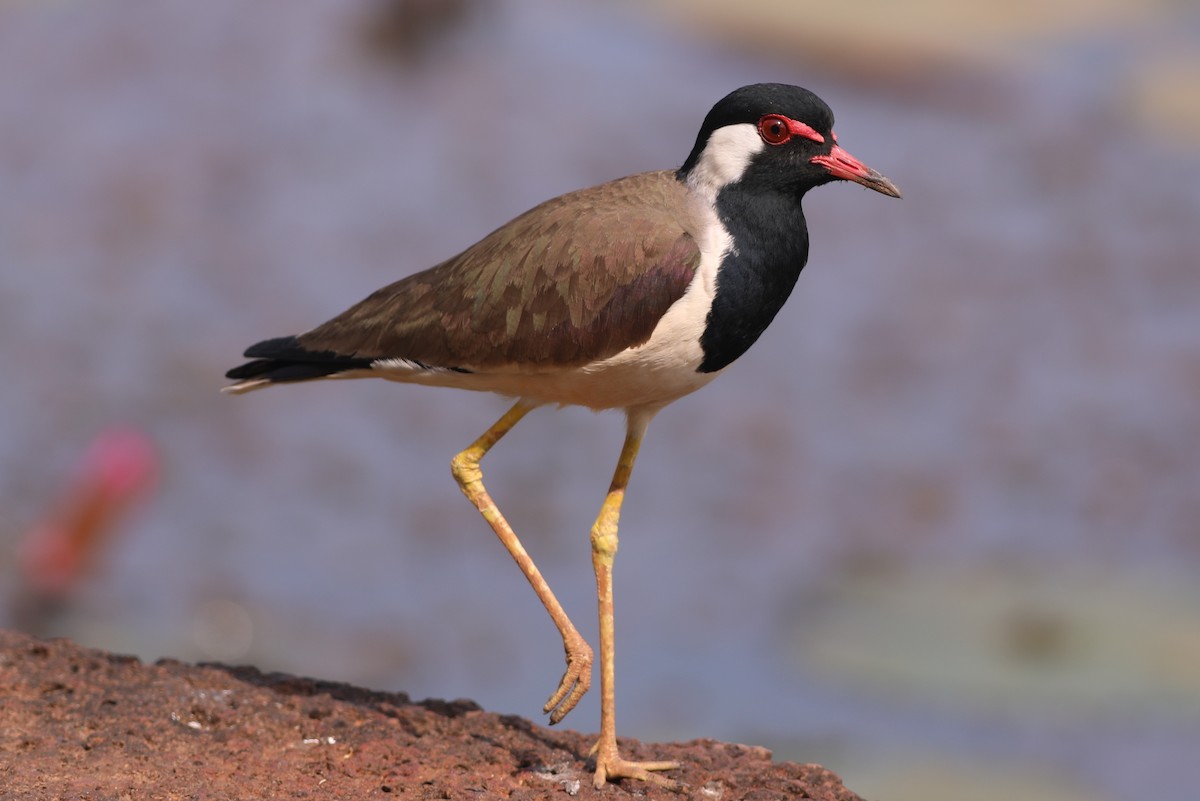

[589,408,680,789]
[450,399,594,724]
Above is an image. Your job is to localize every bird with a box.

[225,83,899,789]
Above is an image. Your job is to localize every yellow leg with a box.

[450,400,593,724]
[589,409,679,789]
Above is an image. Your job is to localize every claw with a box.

[592,739,680,790]
[543,636,593,724]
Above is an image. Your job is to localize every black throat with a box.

[697,186,810,373]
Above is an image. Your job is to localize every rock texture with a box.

[0,629,862,800]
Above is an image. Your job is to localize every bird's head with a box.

[679,83,901,200]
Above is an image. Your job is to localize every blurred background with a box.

[2,1,1198,799]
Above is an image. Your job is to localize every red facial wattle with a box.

[757,114,825,145]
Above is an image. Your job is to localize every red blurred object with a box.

[18,427,159,599]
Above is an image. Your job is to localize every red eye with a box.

[758,114,792,145]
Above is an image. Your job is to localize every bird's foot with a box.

[542,634,593,724]
[590,739,680,790]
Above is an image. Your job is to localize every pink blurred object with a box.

[18,427,159,598]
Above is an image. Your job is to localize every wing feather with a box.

[296,170,702,370]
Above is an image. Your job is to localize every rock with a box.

[0,628,862,799]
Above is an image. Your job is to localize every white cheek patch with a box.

[687,123,763,199]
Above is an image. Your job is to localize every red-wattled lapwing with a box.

[226,83,899,789]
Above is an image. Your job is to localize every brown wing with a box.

[296,170,702,370]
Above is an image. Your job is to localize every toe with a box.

[542,639,593,723]
[592,747,680,790]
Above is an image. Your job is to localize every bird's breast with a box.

[697,190,810,373]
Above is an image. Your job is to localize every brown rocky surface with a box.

[0,629,863,800]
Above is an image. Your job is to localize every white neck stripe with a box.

[685,123,762,203]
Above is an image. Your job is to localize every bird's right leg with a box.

[450,400,593,724]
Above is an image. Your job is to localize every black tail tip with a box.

[225,360,275,381]
[243,335,302,359]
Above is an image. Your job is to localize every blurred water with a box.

[1,2,1198,800]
